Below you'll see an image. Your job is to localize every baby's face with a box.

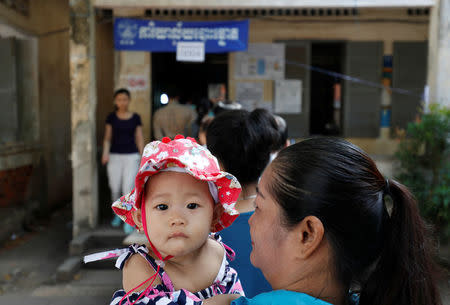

[143,171,214,258]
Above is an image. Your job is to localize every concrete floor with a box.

[0,204,119,305]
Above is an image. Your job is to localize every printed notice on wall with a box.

[126,74,149,91]
[235,81,264,111]
[274,79,302,114]
[234,43,285,80]
[176,42,205,62]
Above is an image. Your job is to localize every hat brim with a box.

[112,165,241,232]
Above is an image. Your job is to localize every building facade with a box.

[95,1,430,152]
[70,0,434,235]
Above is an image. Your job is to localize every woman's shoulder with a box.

[232,291,333,305]
[132,112,142,119]
[106,111,116,122]
[132,112,142,125]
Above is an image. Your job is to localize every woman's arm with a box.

[135,125,144,155]
[102,124,112,165]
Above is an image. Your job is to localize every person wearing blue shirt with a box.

[204,138,442,305]
[207,109,280,297]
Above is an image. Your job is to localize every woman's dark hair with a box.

[269,137,441,305]
[113,88,131,99]
[207,109,280,185]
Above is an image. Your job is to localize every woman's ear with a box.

[131,208,143,231]
[294,216,325,259]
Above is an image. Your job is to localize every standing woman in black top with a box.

[101,88,144,233]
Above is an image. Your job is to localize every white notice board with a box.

[234,43,285,80]
[235,81,264,111]
[176,42,205,62]
[274,80,302,114]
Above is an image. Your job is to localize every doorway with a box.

[151,52,228,126]
[309,42,344,135]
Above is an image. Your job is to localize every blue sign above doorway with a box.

[114,18,249,53]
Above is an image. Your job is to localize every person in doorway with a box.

[205,137,442,305]
[153,90,196,140]
[206,109,280,297]
[102,88,144,234]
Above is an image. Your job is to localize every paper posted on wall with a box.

[274,79,302,114]
[234,43,285,80]
[176,42,205,62]
[235,81,264,111]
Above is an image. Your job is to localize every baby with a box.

[87,135,244,305]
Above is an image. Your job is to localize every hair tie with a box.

[384,178,391,196]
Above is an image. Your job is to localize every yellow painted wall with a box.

[116,51,152,143]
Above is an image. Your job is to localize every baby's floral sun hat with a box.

[112,135,241,232]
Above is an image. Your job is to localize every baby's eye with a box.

[156,204,168,210]
[187,203,199,209]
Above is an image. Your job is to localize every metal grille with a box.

[143,8,360,18]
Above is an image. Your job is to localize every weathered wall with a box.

[115,51,152,143]
[39,29,72,206]
[0,0,71,208]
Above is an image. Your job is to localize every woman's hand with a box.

[101,153,109,165]
[102,124,112,165]
[203,294,241,305]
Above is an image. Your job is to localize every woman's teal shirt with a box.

[232,290,333,305]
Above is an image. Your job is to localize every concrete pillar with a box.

[427,0,450,108]
[70,0,98,237]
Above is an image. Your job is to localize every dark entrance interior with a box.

[309,42,344,135]
[151,53,228,127]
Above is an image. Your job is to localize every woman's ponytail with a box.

[360,179,442,305]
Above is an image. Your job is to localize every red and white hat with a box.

[112,135,241,232]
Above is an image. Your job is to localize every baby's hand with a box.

[203,294,241,305]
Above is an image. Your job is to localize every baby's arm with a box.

[123,253,162,292]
